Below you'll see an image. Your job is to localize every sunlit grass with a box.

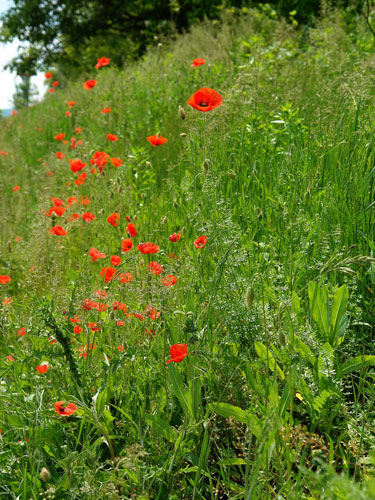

[0,6,375,499]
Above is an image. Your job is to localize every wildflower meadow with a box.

[1,5,375,499]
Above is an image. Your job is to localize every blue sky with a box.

[0,0,45,108]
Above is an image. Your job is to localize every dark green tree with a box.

[0,0,246,77]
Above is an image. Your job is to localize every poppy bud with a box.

[178,105,186,120]
[245,287,254,308]
[146,161,151,168]
[228,169,236,179]
[40,467,51,482]
[279,331,286,347]
[202,159,210,175]
[180,133,187,137]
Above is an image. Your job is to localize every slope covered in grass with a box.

[0,6,375,499]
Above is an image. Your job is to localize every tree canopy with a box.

[0,0,352,77]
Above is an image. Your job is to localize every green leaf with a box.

[219,458,247,466]
[339,355,375,377]
[329,284,348,344]
[168,363,194,420]
[210,403,261,437]
[308,281,329,338]
[294,336,315,365]
[254,341,285,380]
[145,413,178,442]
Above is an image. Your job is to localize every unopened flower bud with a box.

[180,133,187,137]
[178,105,186,120]
[40,467,51,483]
[245,287,254,308]
[145,161,151,168]
[202,159,209,175]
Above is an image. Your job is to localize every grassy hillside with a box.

[0,6,375,499]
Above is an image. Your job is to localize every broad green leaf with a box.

[339,355,375,377]
[168,363,194,420]
[293,336,315,365]
[210,403,261,437]
[308,281,329,338]
[254,341,285,380]
[329,284,348,344]
[219,458,247,466]
[145,413,178,442]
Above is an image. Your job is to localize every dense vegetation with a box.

[1,5,375,499]
[0,0,356,77]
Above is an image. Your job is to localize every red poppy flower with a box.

[6,354,14,362]
[67,196,78,204]
[148,261,163,275]
[49,226,67,236]
[69,213,80,221]
[113,301,127,313]
[120,272,133,283]
[36,364,49,373]
[126,223,137,237]
[101,107,111,113]
[88,322,100,332]
[48,88,55,94]
[95,57,110,69]
[82,299,99,311]
[194,235,208,249]
[56,152,65,159]
[82,212,96,223]
[65,111,71,117]
[67,100,76,108]
[70,315,80,323]
[107,212,120,226]
[70,159,86,173]
[145,306,161,320]
[90,151,110,172]
[75,127,82,134]
[74,172,87,186]
[162,275,177,286]
[166,343,189,363]
[83,79,97,90]
[117,320,126,326]
[89,248,106,262]
[0,275,11,285]
[54,401,77,416]
[81,196,90,206]
[100,267,117,283]
[17,327,26,336]
[13,185,20,192]
[137,242,159,254]
[45,72,52,79]
[3,297,12,305]
[73,325,82,334]
[169,233,181,242]
[70,137,77,149]
[45,205,66,217]
[111,157,122,167]
[121,239,133,252]
[191,58,205,67]
[54,133,65,141]
[52,81,59,87]
[186,88,222,112]
[107,133,118,142]
[110,255,121,266]
[147,135,168,147]
[51,197,64,206]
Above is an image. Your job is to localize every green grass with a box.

[1,5,375,499]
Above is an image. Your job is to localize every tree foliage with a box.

[0,0,354,77]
